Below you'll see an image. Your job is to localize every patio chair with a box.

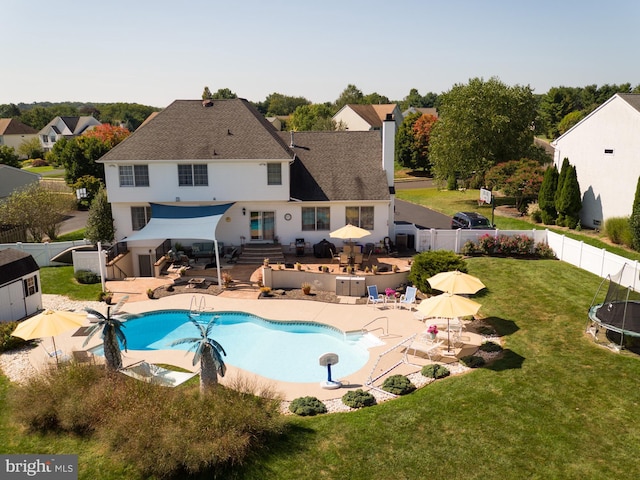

[366,285,386,308]
[42,343,70,363]
[72,350,95,364]
[329,248,341,264]
[339,252,350,266]
[398,286,417,310]
[224,247,239,264]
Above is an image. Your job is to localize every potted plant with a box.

[392,264,399,273]
[295,262,302,271]
[99,290,113,304]
[222,272,233,288]
[146,288,155,299]
[301,282,312,295]
[427,324,438,340]
[372,265,378,275]
[263,258,270,267]
[260,286,272,297]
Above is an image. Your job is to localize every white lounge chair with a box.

[398,286,417,310]
[404,335,443,364]
[366,285,386,308]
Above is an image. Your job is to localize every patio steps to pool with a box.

[236,244,285,265]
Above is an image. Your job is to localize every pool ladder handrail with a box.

[365,334,416,387]
[345,316,389,338]
[189,295,206,318]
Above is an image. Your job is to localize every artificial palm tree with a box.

[170,317,226,395]
[83,296,132,371]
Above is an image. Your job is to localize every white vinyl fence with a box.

[0,240,91,267]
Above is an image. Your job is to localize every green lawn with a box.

[3,184,640,478]
[39,265,103,301]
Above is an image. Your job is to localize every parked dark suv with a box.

[451,212,494,229]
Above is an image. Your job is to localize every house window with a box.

[131,206,152,230]
[41,135,48,143]
[345,206,374,230]
[604,148,614,155]
[267,163,282,185]
[302,207,330,231]
[23,276,38,297]
[178,164,208,186]
[119,165,149,187]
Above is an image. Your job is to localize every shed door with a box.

[0,281,27,322]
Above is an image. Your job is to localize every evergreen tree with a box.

[555,157,570,225]
[557,165,582,228]
[85,186,114,244]
[202,86,213,100]
[629,177,640,250]
[538,164,559,224]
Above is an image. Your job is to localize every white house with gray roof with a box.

[552,93,640,228]
[99,98,396,277]
[39,115,101,151]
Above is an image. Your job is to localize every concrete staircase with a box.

[236,244,286,265]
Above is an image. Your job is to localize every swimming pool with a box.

[110,310,377,383]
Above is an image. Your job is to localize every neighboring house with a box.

[552,93,640,229]
[38,116,101,151]
[0,164,40,199]
[98,98,395,277]
[332,104,403,131]
[402,106,438,118]
[0,118,39,155]
[0,248,42,322]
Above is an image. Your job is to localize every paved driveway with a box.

[395,180,451,229]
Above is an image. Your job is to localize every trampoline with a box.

[588,264,640,349]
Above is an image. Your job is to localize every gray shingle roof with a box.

[0,118,38,135]
[281,131,389,202]
[619,93,640,113]
[0,248,38,284]
[99,99,293,162]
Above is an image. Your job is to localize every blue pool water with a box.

[110,310,372,383]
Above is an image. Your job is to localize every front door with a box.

[139,254,153,277]
[250,211,275,242]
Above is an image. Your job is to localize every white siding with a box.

[553,95,640,228]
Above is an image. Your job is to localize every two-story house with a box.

[38,116,101,152]
[98,98,396,277]
[0,118,39,156]
[552,93,640,228]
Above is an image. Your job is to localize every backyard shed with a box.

[0,248,42,322]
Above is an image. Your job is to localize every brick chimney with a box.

[382,113,395,189]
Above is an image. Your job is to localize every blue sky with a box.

[2,0,639,107]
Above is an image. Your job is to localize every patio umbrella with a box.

[427,270,486,295]
[12,310,86,365]
[330,224,371,243]
[416,293,481,351]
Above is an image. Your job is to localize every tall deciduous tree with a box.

[82,123,130,148]
[395,112,421,168]
[0,182,76,241]
[538,164,559,224]
[429,77,537,184]
[412,114,438,172]
[85,186,115,244]
[289,104,337,131]
[485,159,544,212]
[334,84,364,110]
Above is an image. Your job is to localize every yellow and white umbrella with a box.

[12,310,86,364]
[427,270,486,295]
[330,224,371,242]
[416,293,481,351]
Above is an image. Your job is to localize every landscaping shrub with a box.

[31,158,49,167]
[342,389,377,409]
[9,364,283,478]
[289,396,327,416]
[604,217,633,248]
[534,242,557,259]
[0,322,32,352]
[74,269,100,284]
[460,355,486,368]
[479,341,503,353]
[421,364,450,379]
[408,250,468,293]
[381,375,416,395]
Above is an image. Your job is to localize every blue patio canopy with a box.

[123,203,234,244]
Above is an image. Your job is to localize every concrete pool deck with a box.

[30,291,483,401]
